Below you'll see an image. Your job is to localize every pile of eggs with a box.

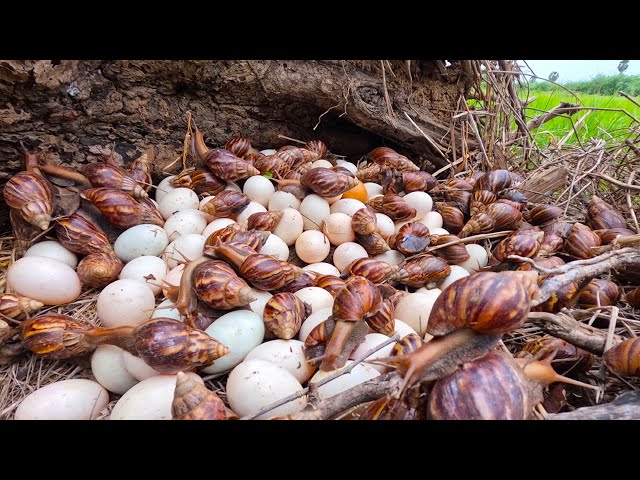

[7,143,492,420]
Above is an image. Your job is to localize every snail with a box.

[367,195,417,222]
[263,293,311,340]
[124,147,154,192]
[525,204,563,226]
[190,258,257,311]
[247,211,284,232]
[82,163,148,199]
[434,202,465,234]
[577,278,621,308]
[367,147,419,172]
[171,371,228,420]
[459,202,522,238]
[388,222,432,255]
[365,298,395,336]
[563,223,601,259]
[173,168,227,196]
[54,213,114,256]
[200,190,251,219]
[0,294,44,320]
[519,336,594,374]
[76,252,124,289]
[224,137,259,159]
[239,254,307,292]
[388,255,451,288]
[604,339,640,376]
[430,234,470,265]
[203,149,260,181]
[351,207,377,236]
[628,287,640,308]
[313,275,346,297]
[81,187,164,229]
[382,170,436,195]
[491,231,543,263]
[355,232,391,256]
[3,170,54,231]
[585,196,628,230]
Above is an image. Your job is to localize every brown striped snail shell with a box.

[125,147,153,192]
[200,190,251,219]
[492,231,542,263]
[594,228,637,245]
[81,163,148,199]
[498,190,528,209]
[390,255,451,288]
[194,260,256,309]
[239,254,306,291]
[469,189,498,216]
[376,284,409,305]
[390,333,424,357]
[333,276,382,323]
[355,232,391,256]
[473,169,513,193]
[247,211,284,232]
[133,318,230,374]
[203,148,260,181]
[224,137,255,159]
[628,287,640,308]
[3,171,54,230]
[381,170,405,196]
[306,140,328,160]
[205,240,257,271]
[520,336,594,374]
[172,371,227,420]
[341,258,399,284]
[253,155,290,177]
[603,339,640,376]
[300,167,358,197]
[263,293,311,340]
[435,202,465,234]
[367,195,416,222]
[431,234,470,265]
[55,213,113,255]
[355,163,384,183]
[388,222,431,255]
[538,231,564,256]
[458,202,523,238]
[543,221,574,239]
[402,171,437,193]
[277,147,319,170]
[77,252,124,289]
[525,204,564,226]
[427,271,538,336]
[313,275,346,297]
[365,298,395,336]
[367,147,419,172]
[205,226,269,250]
[586,196,628,230]
[352,207,377,235]
[181,169,227,196]
[0,294,44,320]
[304,319,331,347]
[278,271,319,294]
[577,278,621,308]
[563,223,601,259]
[80,187,164,228]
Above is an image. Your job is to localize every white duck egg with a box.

[459,244,489,274]
[375,213,395,239]
[419,211,443,230]
[333,242,368,273]
[202,310,265,374]
[322,212,355,245]
[122,350,163,381]
[155,176,177,204]
[202,218,236,240]
[24,241,78,268]
[244,339,316,383]
[336,160,358,174]
[272,208,304,246]
[151,299,184,322]
[299,194,330,231]
[260,149,277,156]
[394,291,441,337]
[403,191,433,220]
[268,191,301,211]
[294,287,333,313]
[298,307,333,342]
[249,289,273,318]
[440,265,470,290]
[349,333,395,373]
[97,279,156,327]
[324,194,343,205]
[110,373,203,420]
[118,255,168,295]
[303,263,340,277]
[312,159,333,169]
[430,227,450,235]
[225,182,242,192]
[258,234,289,261]
[243,175,276,207]
[7,257,81,305]
[162,234,206,270]
[373,250,404,266]
[163,209,208,241]
[226,359,307,419]
[114,224,169,263]
[394,319,418,339]
[91,345,139,395]
[295,231,330,263]
[364,182,383,200]
[330,198,366,217]
[158,187,200,220]
[237,201,267,226]
[309,361,380,400]
[15,379,109,420]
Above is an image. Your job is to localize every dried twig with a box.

[549,391,640,420]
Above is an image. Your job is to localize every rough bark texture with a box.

[0,59,475,231]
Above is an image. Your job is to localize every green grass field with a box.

[519,89,640,148]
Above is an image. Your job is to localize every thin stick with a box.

[626,171,639,233]
[588,172,640,191]
[402,111,447,159]
[240,333,400,420]
[277,134,307,145]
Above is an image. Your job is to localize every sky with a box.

[519,60,640,82]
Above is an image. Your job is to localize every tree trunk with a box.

[0,60,476,231]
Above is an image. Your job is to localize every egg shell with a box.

[258,234,289,261]
[322,212,355,245]
[299,194,330,231]
[122,350,163,381]
[302,262,340,277]
[268,191,301,211]
[440,265,471,290]
[335,160,358,174]
[375,213,395,239]
[260,149,276,156]
[459,244,489,274]
[330,198,367,217]
[272,208,304,246]
[249,289,273,318]
[237,201,267,226]
[243,175,276,208]
[419,211,444,230]
[364,183,383,200]
[110,373,203,420]
[119,255,168,295]
[151,299,184,322]
[298,307,333,342]
[226,359,307,418]
[158,187,200,220]
[294,287,334,313]
[97,279,156,327]
[394,319,418,339]
[295,230,330,263]
[333,242,369,273]
[91,345,139,394]
[403,191,433,220]
[202,310,265,374]
[15,379,109,420]
[202,218,237,240]
[430,227,450,235]
[244,339,316,383]
[325,193,343,205]
[225,182,242,192]
[394,291,441,337]
[155,176,177,204]
[7,256,81,305]
[163,209,208,241]
[162,234,206,270]
[24,241,78,268]
[309,361,380,400]
[114,224,169,263]
[349,333,395,373]
[162,264,185,298]
[373,250,404,266]
[312,159,333,169]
